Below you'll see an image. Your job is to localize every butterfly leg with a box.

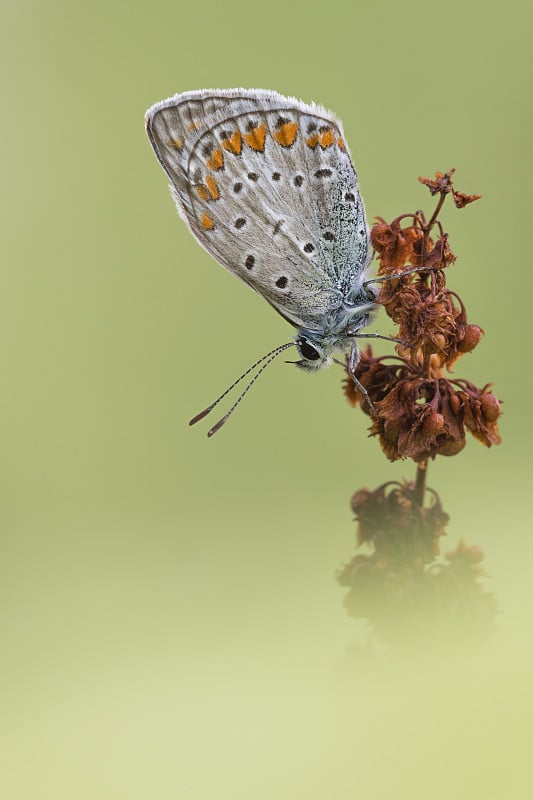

[355,331,415,349]
[363,265,436,287]
[348,344,377,414]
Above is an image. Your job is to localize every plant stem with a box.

[413,460,428,506]
[427,191,447,230]
[420,191,446,265]
[412,192,446,508]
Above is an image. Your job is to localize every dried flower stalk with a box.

[338,170,500,647]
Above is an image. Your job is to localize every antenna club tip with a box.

[189,407,212,426]
[207,417,227,437]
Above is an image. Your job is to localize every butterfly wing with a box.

[145,89,370,331]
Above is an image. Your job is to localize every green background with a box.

[2,0,531,797]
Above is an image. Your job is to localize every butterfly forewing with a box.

[145,89,370,330]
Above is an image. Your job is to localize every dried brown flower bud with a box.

[419,169,456,195]
[480,392,501,423]
[347,353,501,461]
[424,234,456,270]
[347,481,448,559]
[370,218,424,270]
[368,379,467,462]
[419,169,481,207]
[457,383,502,447]
[457,324,483,354]
[452,190,482,208]
[343,348,407,410]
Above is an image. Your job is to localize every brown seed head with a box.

[345,172,500,462]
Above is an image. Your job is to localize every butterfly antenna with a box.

[189,342,295,435]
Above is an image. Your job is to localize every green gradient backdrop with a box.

[2,1,531,797]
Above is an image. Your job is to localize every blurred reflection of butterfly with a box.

[145,89,381,436]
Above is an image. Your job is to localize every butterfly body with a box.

[145,89,377,426]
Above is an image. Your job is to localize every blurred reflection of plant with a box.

[338,171,500,649]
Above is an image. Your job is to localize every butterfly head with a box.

[293,335,334,372]
[292,303,373,371]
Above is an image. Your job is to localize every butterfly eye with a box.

[299,339,321,361]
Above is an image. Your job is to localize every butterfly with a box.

[145,89,380,435]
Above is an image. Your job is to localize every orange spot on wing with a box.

[306,128,335,149]
[196,185,211,200]
[200,213,215,230]
[205,175,220,200]
[221,130,242,155]
[273,122,298,147]
[186,119,201,132]
[319,128,335,148]
[169,136,184,151]
[337,137,345,150]
[243,124,266,152]
[207,149,224,170]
